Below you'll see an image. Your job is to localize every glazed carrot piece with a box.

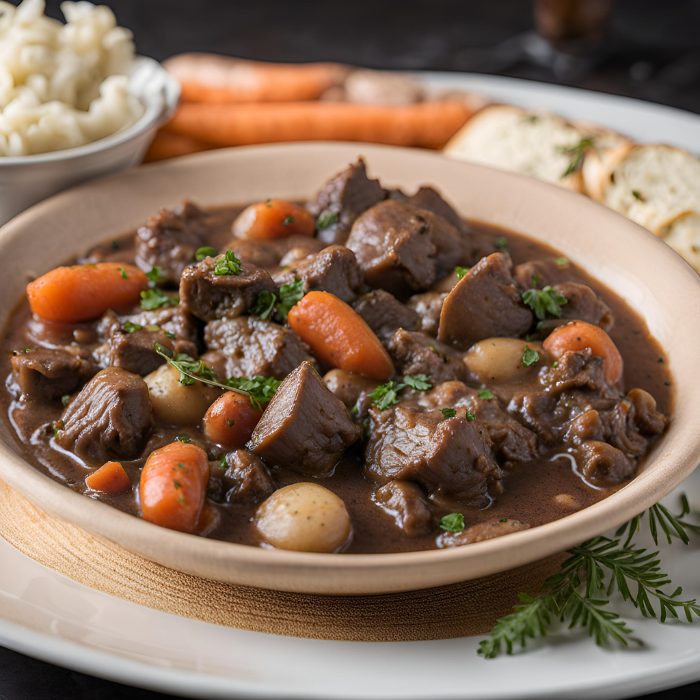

[143,129,211,162]
[203,391,263,449]
[164,100,476,149]
[232,200,315,240]
[85,461,131,495]
[288,291,394,381]
[543,320,623,387]
[27,262,148,324]
[163,54,348,103]
[140,442,210,534]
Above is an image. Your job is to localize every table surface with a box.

[2,0,700,698]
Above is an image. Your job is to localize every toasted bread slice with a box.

[657,210,700,272]
[444,105,592,192]
[595,144,700,235]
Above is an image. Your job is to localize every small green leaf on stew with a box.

[227,375,282,410]
[275,278,305,322]
[495,237,508,251]
[440,512,465,533]
[251,289,277,320]
[404,374,432,391]
[370,380,406,410]
[552,360,559,368]
[522,345,540,367]
[466,411,475,421]
[441,408,456,418]
[123,322,143,333]
[522,285,568,321]
[164,330,176,339]
[478,387,494,400]
[225,418,234,427]
[219,456,227,470]
[214,250,242,276]
[175,435,191,443]
[455,266,470,281]
[316,210,338,229]
[145,266,163,286]
[140,288,179,310]
[61,394,70,406]
[195,246,217,262]
[555,256,570,267]
[117,266,128,279]
[283,215,295,225]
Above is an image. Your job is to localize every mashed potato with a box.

[0,0,144,156]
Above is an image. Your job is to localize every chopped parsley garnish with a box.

[455,266,470,281]
[558,136,595,177]
[370,374,433,410]
[225,418,234,427]
[552,360,559,368]
[495,237,508,252]
[219,456,227,470]
[350,403,359,416]
[440,513,465,533]
[441,408,456,419]
[61,394,70,406]
[175,435,191,443]
[632,190,645,202]
[499,517,509,523]
[111,240,120,249]
[478,387,494,400]
[226,375,282,410]
[140,288,178,310]
[522,285,568,321]
[214,250,242,276]
[123,322,143,333]
[117,266,128,279]
[521,345,540,367]
[195,246,217,262]
[523,114,539,123]
[316,210,338,229]
[173,480,182,490]
[145,266,163,286]
[250,289,277,321]
[155,344,218,386]
[164,330,176,339]
[466,411,475,421]
[555,256,570,267]
[282,215,295,225]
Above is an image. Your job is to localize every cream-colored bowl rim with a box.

[0,143,698,595]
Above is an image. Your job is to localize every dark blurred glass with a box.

[534,0,615,49]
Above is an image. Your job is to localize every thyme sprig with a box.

[479,495,700,658]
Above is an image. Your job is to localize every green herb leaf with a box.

[370,381,406,410]
[61,394,70,406]
[214,250,242,276]
[226,375,282,410]
[195,246,217,262]
[117,266,128,279]
[164,330,176,339]
[140,288,178,310]
[251,289,277,321]
[175,435,191,443]
[275,278,305,322]
[404,374,432,391]
[219,456,227,470]
[316,210,338,229]
[522,285,568,321]
[521,345,539,367]
[455,266,470,281]
[145,266,163,286]
[440,513,465,533]
[558,137,595,178]
[441,408,456,419]
[466,411,475,421]
[555,256,570,267]
[478,387,494,400]
[123,322,143,333]
[283,215,295,225]
[632,191,645,202]
[495,237,508,252]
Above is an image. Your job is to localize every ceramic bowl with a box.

[0,56,180,226]
[0,142,698,595]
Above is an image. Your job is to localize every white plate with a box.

[2,73,700,699]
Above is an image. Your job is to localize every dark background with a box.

[2,0,700,698]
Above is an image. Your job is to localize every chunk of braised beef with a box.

[11,347,97,402]
[346,200,437,296]
[407,185,468,234]
[204,316,314,380]
[56,367,153,464]
[323,369,378,416]
[364,404,502,504]
[554,282,614,332]
[407,291,446,337]
[180,258,278,322]
[418,381,539,464]
[249,362,362,476]
[352,289,419,341]
[218,450,275,504]
[307,159,387,244]
[438,253,533,349]
[539,348,620,398]
[135,200,206,284]
[373,480,433,537]
[437,518,530,548]
[98,307,201,347]
[274,245,363,303]
[230,235,326,272]
[513,259,567,290]
[387,329,466,383]
[575,441,635,485]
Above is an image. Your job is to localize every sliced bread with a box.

[657,210,700,272]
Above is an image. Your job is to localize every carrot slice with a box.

[288,291,394,381]
[27,262,149,324]
[232,200,315,240]
[140,442,210,534]
[203,391,263,449]
[85,461,131,495]
[543,320,623,387]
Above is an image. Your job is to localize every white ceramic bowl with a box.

[0,56,180,226]
[1,143,699,595]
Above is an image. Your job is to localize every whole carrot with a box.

[140,442,210,534]
[165,100,476,149]
[143,130,211,162]
[288,291,394,381]
[27,262,148,324]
